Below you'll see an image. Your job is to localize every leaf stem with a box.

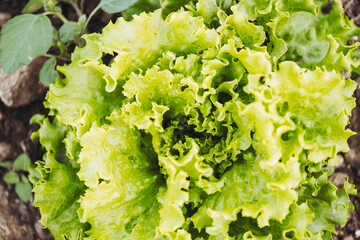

[60,0,82,17]
[80,0,85,13]
[80,5,100,35]
[72,2,82,17]
[44,12,68,23]
[44,53,71,62]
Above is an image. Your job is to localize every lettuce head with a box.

[30,0,359,239]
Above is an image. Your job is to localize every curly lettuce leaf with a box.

[47,59,124,136]
[298,170,356,235]
[32,154,86,240]
[29,117,86,240]
[275,0,360,70]
[76,111,163,239]
[268,62,356,162]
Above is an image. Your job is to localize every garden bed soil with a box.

[0,0,359,239]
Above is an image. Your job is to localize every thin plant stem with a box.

[64,0,83,17]
[80,0,85,13]
[43,12,68,22]
[44,53,71,62]
[80,5,100,35]
[71,1,82,16]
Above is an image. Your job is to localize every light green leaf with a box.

[268,62,356,163]
[4,171,19,184]
[15,176,32,202]
[40,57,59,87]
[48,61,125,137]
[59,17,85,43]
[99,0,138,14]
[30,114,45,127]
[77,111,162,239]
[71,34,102,61]
[78,14,86,23]
[22,0,43,13]
[275,0,360,70]
[0,161,12,169]
[13,154,31,171]
[0,14,53,73]
[28,162,42,184]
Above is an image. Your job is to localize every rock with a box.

[329,172,349,188]
[345,148,360,168]
[346,133,360,169]
[0,142,13,162]
[0,12,11,27]
[0,57,47,107]
[34,222,47,240]
[356,230,360,238]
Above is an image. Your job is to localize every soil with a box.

[0,0,359,240]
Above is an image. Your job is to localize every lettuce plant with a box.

[29,0,359,239]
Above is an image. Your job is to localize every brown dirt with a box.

[0,0,359,239]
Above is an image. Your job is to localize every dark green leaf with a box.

[4,171,19,184]
[122,0,160,20]
[13,154,31,172]
[99,0,138,14]
[0,14,53,73]
[31,154,87,239]
[160,0,191,16]
[22,0,43,13]
[15,177,32,202]
[40,57,59,87]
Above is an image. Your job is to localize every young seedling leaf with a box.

[79,14,87,23]
[59,16,86,43]
[13,154,31,172]
[4,171,19,184]
[0,14,53,73]
[0,161,12,169]
[99,0,138,14]
[15,176,32,202]
[22,0,43,13]
[40,57,59,87]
